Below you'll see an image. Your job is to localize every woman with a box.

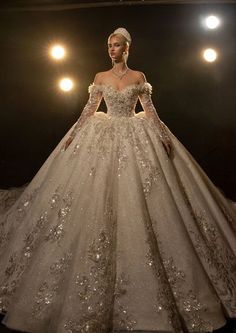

[0,27,236,333]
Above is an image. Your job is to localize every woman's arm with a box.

[69,73,103,140]
[138,72,172,156]
[62,74,103,151]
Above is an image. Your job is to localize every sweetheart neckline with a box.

[90,82,151,93]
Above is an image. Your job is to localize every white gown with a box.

[0,82,236,333]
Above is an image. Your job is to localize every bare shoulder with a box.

[129,70,147,84]
[93,69,147,85]
[93,72,104,85]
[93,71,110,85]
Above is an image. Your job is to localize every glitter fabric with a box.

[0,81,236,333]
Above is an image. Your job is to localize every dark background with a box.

[0,2,236,201]
[0,3,236,333]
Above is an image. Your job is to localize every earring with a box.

[123,51,127,64]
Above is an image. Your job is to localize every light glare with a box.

[51,45,65,60]
[202,48,218,62]
[59,78,74,92]
[205,15,220,29]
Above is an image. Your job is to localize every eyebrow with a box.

[108,42,120,46]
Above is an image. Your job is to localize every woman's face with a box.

[108,35,127,62]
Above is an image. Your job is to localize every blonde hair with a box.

[108,33,130,65]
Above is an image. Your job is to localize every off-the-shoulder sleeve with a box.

[88,83,104,94]
[69,83,103,139]
[138,82,171,145]
[139,82,153,95]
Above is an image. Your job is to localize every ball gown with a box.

[0,81,236,333]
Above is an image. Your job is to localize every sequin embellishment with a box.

[45,189,73,243]
[145,221,213,332]
[188,208,236,312]
[0,186,41,250]
[31,252,72,319]
[0,186,74,313]
[64,196,137,332]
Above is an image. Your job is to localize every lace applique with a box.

[64,196,137,332]
[45,190,73,243]
[31,252,73,319]
[0,211,48,312]
[132,129,162,198]
[70,104,163,192]
[188,208,236,312]
[63,196,116,332]
[0,186,42,253]
[68,81,170,169]
[16,186,41,220]
[144,221,213,332]
[64,231,114,333]
[103,85,138,118]
[65,81,170,149]
[113,273,137,331]
[116,143,129,178]
[95,120,130,177]
[175,181,236,311]
[142,165,161,198]
[69,127,89,158]
[70,109,163,191]
[68,84,103,140]
[69,82,165,188]
[139,82,171,147]
[0,185,73,312]
[71,117,131,176]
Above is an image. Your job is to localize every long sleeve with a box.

[69,84,103,139]
[139,82,171,145]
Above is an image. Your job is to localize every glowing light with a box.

[202,48,218,62]
[50,45,65,60]
[59,78,74,92]
[205,15,220,29]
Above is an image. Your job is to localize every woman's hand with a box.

[62,136,74,151]
[162,138,172,157]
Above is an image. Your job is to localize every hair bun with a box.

[113,27,132,45]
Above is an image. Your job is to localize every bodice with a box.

[89,83,152,118]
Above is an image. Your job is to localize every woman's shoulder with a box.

[130,70,147,84]
[93,69,147,84]
[131,70,153,93]
[93,71,111,84]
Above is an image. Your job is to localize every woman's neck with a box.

[112,61,128,73]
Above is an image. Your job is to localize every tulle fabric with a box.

[0,83,235,333]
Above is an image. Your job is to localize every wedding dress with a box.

[0,81,236,333]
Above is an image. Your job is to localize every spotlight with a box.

[59,78,74,92]
[202,48,218,63]
[50,45,66,60]
[205,15,221,29]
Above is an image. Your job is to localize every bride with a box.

[62,28,171,156]
[0,27,235,333]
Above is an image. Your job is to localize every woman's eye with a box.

[107,43,120,48]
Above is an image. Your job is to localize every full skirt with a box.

[0,111,236,333]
